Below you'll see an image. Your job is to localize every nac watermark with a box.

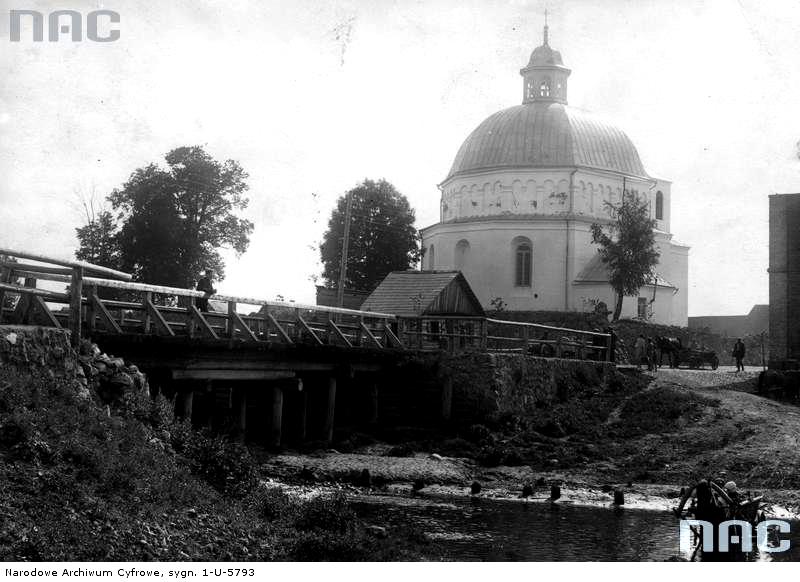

[9,9,120,42]
[679,519,791,554]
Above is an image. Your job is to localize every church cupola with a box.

[520,17,571,105]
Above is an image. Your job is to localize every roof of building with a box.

[446,103,649,181]
[361,270,485,317]
[526,43,564,67]
[574,253,676,289]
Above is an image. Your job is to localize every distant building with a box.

[769,193,800,368]
[361,270,485,350]
[688,304,769,338]
[315,286,370,311]
[361,270,484,318]
[420,21,689,325]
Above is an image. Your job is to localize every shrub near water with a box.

[612,387,719,438]
[0,367,432,561]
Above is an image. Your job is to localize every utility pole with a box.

[336,192,354,308]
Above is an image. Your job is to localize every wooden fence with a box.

[0,248,611,361]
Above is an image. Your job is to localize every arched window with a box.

[455,239,470,271]
[514,239,532,287]
[428,245,435,270]
[539,78,551,98]
[655,191,664,220]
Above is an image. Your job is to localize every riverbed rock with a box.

[366,525,388,539]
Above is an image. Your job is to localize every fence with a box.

[0,247,611,361]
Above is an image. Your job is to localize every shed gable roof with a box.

[361,270,485,317]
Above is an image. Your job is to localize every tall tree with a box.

[95,146,254,287]
[590,192,660,321]
[75,210,121,268]
[320,179,420,292]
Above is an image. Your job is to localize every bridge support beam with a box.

[298,379,307,442]
[177,389,194,423]
[441,376,453,421]
[270,384,283,448]
[368,382,379,424]
[237,387,248,441]
[323,377,337,443]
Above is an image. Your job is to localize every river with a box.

[351,494,800,561]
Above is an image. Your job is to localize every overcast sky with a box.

[2,0,799,316]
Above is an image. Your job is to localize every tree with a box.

[75,210,120,268]
[590,192,660,321]
[320,179,420,292]
[77,146,253,288]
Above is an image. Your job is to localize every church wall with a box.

[422,210,688,325]
[423,220,571,311]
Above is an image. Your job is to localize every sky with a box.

[1,0,799,316]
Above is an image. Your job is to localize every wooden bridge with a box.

[0,247,612,446]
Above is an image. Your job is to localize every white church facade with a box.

[420,25,689,326]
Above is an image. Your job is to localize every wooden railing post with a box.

[85,285,96,334]
[227,301,237,338]
[143,291,152,334]
[480,319,488,350]
[0,263,11,323]
[69,266,83,347]
[522,325,530,353]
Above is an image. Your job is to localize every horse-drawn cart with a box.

[674,347,719,370]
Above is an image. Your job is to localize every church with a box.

[420,23,689,326]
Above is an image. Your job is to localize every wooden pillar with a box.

[323,377,337,443]
[368,383,379,424]
[237,386,248,440]
[69,267,83,347]
[298,379,307,441]
[271,384,284,448]
[441,376,453,420]
[143,291,153,334]
[0,263,11,323]
[204,380,214,430]
[178,390,194,423]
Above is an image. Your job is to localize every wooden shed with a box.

[361,271,485,349]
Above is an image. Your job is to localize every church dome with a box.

[527,44,563,66]
[446,102,649,180]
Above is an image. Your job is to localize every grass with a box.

[0,367,433,561]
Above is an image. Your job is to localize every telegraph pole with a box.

[336,192,354,308]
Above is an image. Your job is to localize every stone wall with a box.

[0,325,148,404]
[0,325,82,381]
[432,352,614,425]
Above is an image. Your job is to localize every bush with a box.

[294,491,356,533]
[170,424,257,497]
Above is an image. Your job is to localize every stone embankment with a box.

[0,325,149,405]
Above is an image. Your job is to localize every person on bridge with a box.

[732,339,746,372]
[195,269,217,312]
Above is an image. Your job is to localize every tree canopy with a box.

[75,146,253,288]
[590,192,660,321]
[320,179,420,293]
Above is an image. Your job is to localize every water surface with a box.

[352,494,800,561]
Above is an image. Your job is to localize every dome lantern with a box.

[520,18,571,105]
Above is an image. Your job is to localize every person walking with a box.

[647,337,658,371]
[634,334,647,369]
[195,268,217,312]
[732,338,746,372]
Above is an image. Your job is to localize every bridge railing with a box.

[396,315,611,361]
[0,248,399,349]
[1,247,610,360]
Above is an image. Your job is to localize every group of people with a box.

[633,334,659,371]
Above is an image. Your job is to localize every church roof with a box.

[574,253,676,289]
[361,271,485,317]
[446,103,649,181]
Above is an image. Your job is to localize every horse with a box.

[656,336,682,368]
